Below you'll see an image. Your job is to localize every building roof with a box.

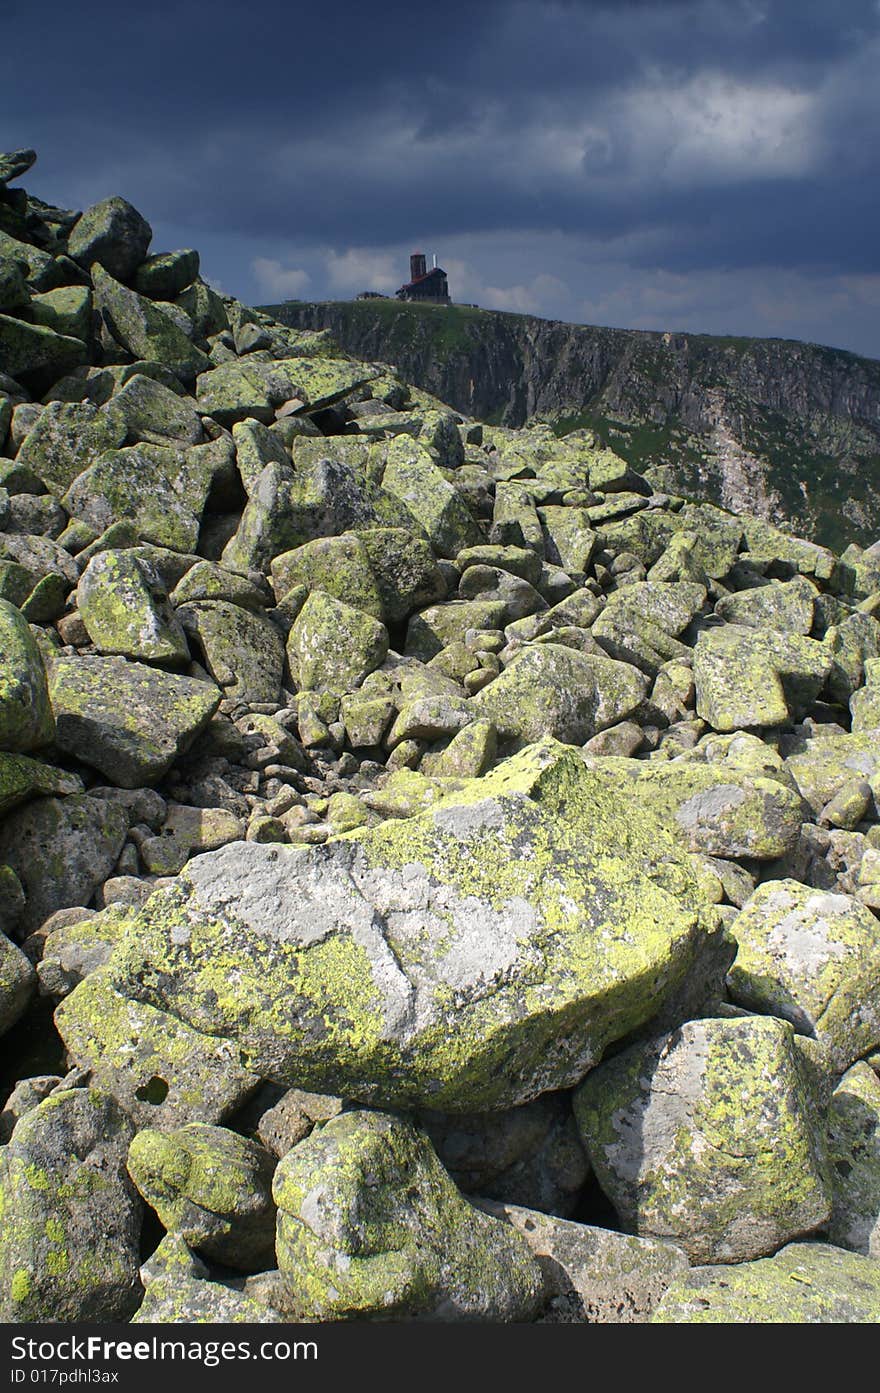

[399,265,447,292]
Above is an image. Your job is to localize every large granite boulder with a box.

[0,794,128,933]
[472,643,648,746]
[58,742,725,1111]
[827,1063,880,1259]
[727,879,880,1070]
[0,930,34,1038]
[77,549,189,664]
[694,624,832,731]
[67,196,152,281]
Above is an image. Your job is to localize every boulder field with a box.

[2,149,880,1324]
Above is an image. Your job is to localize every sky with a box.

[4,0,880,357]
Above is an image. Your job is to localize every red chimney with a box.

[410,252,427,282]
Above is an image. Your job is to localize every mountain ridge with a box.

[265,297,880,552]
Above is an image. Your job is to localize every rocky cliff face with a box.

[269,299,880,551]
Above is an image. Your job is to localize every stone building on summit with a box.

[396,252,450,304]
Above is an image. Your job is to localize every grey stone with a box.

[70,741,725,1112]
[0,1088,142,1322]
[68,197,152,282]
[48,654,220,787]
[273,1110,545,1320]
[0,795,128,934]
[574,1015,831,1265]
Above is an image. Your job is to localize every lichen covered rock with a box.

[472,643,648,746]
[694,624,832,731]
[0,598,54,752]
[0,930,34,1037]
[574,1015,831,1264]
[0,794,128,934]
[55,971,261,1130]
[652,1243,880,1323]
[273,1110,545,1320]
[127,1124,276,1270]
[727,879,880,1070]
[0,1088,141,1322]
[479,1200,688,1323]
[48,654,220,786]
[77,549,189,663]
[65,741,725,1111]
[286,589,389,694]
[827,1063,880,1258]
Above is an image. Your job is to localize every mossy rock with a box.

[826,1063,880,1259]
[480,1200,688,1323]
[405,599,508,660]
[0,258,30,312]
[195,360,294,426]
[715,576,816,634]
[581,753,805,861]
[133,1271,281,1323]
[231,418,290,493]
[851,657,880,732]
[0,599,54,752]
[593,580,705,674]
[539,505,597,573]
[651,1242,880,1323]
[127,1124,276,1271]
[37,908,132,1000]
[81,740,726,1111]
[222,455,378,574]
[424,719,497,778]
[48,654,220,787]
[176,279,228,339]
[15,400,126,497]
[0,1088,141,1322]
[276,355,381,410]
[824,610,880,704]
[63,446,202,551]
[574,1015,831,1265]
[272,527,445,626]
[102,373,204,447]
[741,516,836,580]
[133,249,199,300]
[273,1109,544,1320]
[784,728,880,816]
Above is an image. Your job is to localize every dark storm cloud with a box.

[4,1,880,354]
